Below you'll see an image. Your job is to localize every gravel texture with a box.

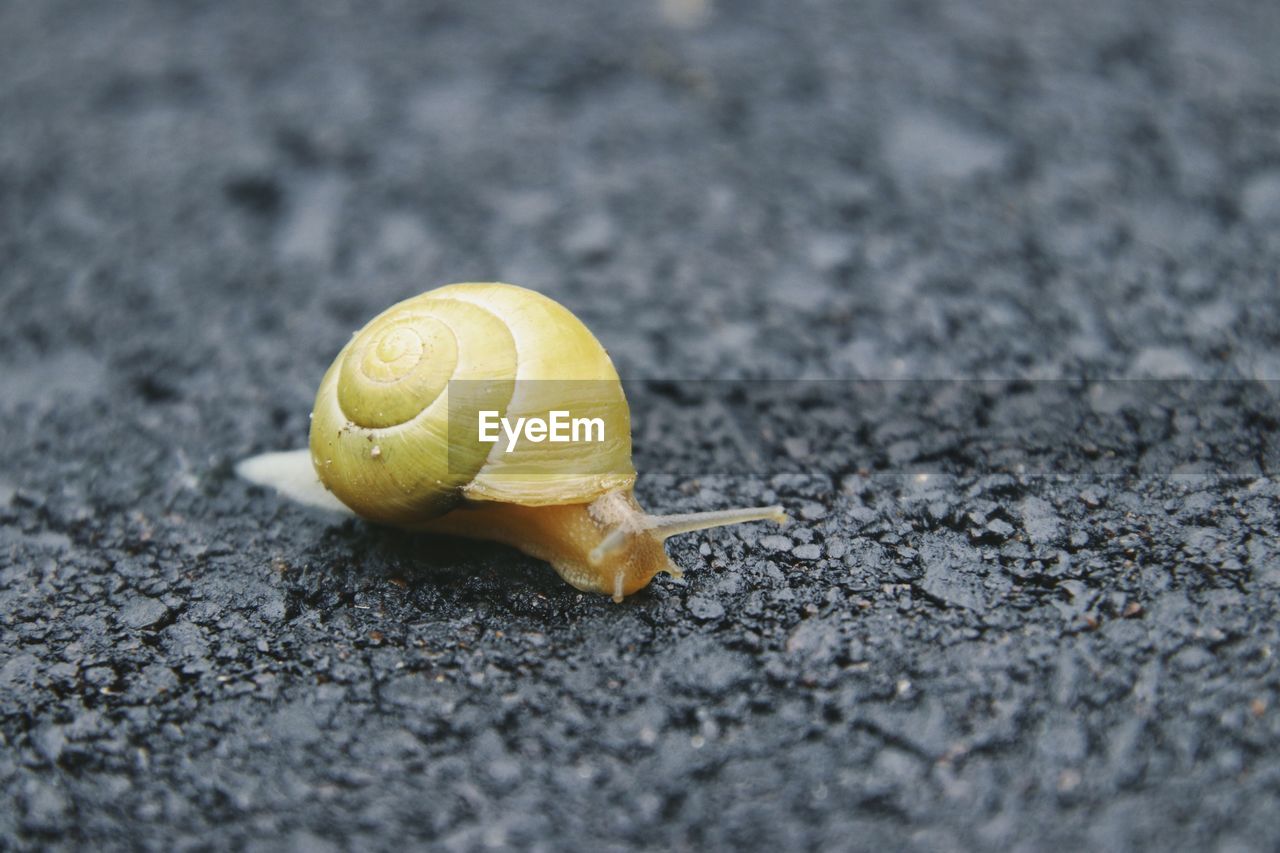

[3,0,1280,850]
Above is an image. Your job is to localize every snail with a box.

[237,282,786,601]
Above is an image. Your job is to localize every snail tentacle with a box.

[645,505,790,541]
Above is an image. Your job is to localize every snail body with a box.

[239,282,785,601]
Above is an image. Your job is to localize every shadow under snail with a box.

[238,282,786,601]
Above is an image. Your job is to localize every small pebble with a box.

[687,596,725,621]
[760,535,793,552]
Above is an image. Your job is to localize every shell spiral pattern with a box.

[309,283,635,526]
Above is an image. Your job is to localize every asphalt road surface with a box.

[2,0,1279,850]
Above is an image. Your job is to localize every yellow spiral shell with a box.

[309,283,636,526]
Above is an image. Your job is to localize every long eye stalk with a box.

[647,505,789,541]
[588,505,788,566]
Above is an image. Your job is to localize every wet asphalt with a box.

[2,0,1280,850]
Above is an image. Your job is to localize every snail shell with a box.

[310,282,635,524]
